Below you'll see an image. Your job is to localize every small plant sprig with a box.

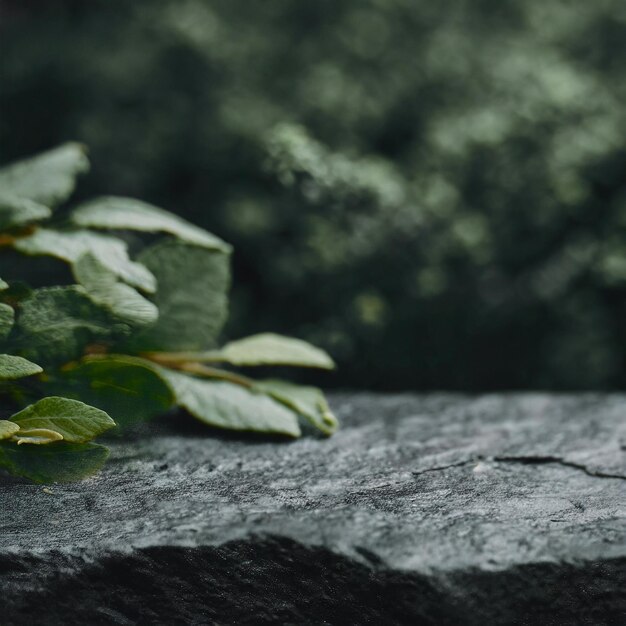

[0,144,337,483]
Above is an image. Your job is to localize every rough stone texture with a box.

[1,393,625,625]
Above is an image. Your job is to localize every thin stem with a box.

[0,225,36,247]
[147,358,255,388]
[142,351,222,365]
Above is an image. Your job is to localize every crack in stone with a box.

[411,455,626,481]
[493,456,626,481]
[412,459,476,476]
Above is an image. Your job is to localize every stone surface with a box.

[1,393,625,625]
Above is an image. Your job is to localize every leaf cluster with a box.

[0,145,337,482]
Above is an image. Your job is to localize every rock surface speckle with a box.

[1,393,625,624]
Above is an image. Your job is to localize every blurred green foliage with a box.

[1,0,626,390]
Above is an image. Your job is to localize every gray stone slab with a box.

[1,393,625,625]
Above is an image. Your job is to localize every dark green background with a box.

[2,0,626,390]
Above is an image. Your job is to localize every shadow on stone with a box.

[2,538,624,625]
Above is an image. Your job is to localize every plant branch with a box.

[146,357,255,388]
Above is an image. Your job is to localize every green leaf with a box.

[125,240,230,352]
[0,441,109,483]
[14,228,156,293]
[15,286,124,366]
[201,333,336,369]
[10,396,115,443]
[12,428,64,445]
[0,303,14,341]
[0,354,43,379]
[0,420,20,440]
[54,352,339,437]
[157,368,301,437]
[0,142,89,207]
[254,379,338,435]
[0,277,7,291]
[0,192,51,229]
[62,355,301,436]
[59,355,175,429]
[71,196,232,252]
[73,253,158,327]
